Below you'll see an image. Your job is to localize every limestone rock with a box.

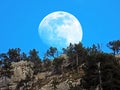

[57,81,70,90]
[40,78,81,90]
[35,72,46,80]
[11,60,34,82]
[35,71,52,80]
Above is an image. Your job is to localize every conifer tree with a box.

[107,40,120,55]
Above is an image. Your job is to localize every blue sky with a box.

[0,0,120,57]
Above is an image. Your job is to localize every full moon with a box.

[38,11,83,50]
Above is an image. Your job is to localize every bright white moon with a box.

[38,11,83,50]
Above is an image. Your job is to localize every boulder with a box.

[11,60,34,82]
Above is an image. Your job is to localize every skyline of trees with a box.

[0,40,120,89]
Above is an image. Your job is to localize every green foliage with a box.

[100,53,120,90]
[0,53,13,78]
[29,49,42,74]
[29,49,40,62]
[81,56,99,89]
[0,40,120,90]
[63,43,87,73]
[20,52,28,61]
[0,53,9,62]
[107,40,120,55]
[81,49,120,90]
[1,62,13,78]
[80,45,103,89]
[46,47,58,59]
[65,43,75,61]
[7,48,21,62]
[74,43,87,65]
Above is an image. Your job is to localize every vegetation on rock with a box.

[0,40,120,90]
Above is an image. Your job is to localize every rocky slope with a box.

[0,61,34,90]
[0,60,84,90]
[2,53,118,90]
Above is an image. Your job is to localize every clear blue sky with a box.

[0,0,120,57]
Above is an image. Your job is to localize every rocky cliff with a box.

[11,61,34,82]
[0,60,84,90]
[0,61,34,90]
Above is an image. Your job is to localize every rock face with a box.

[0,59,84,90]
[11,61,34,82]
[40,79,81,90]
[35,71,52,80]
[0,60,34,90]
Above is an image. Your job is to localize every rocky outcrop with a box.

[40,78,81,90]
[35,71,52,81]
[11,60,34,82]
[0,60,34,90]
[0,59,84,90]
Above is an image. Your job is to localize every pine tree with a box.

[7,48,21,62]
[107,40,120,55]
[80,45,101,89]
[0,53,13,79]
[29,49,42,74]
[100,53,120,90]
[46,47,58,59]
